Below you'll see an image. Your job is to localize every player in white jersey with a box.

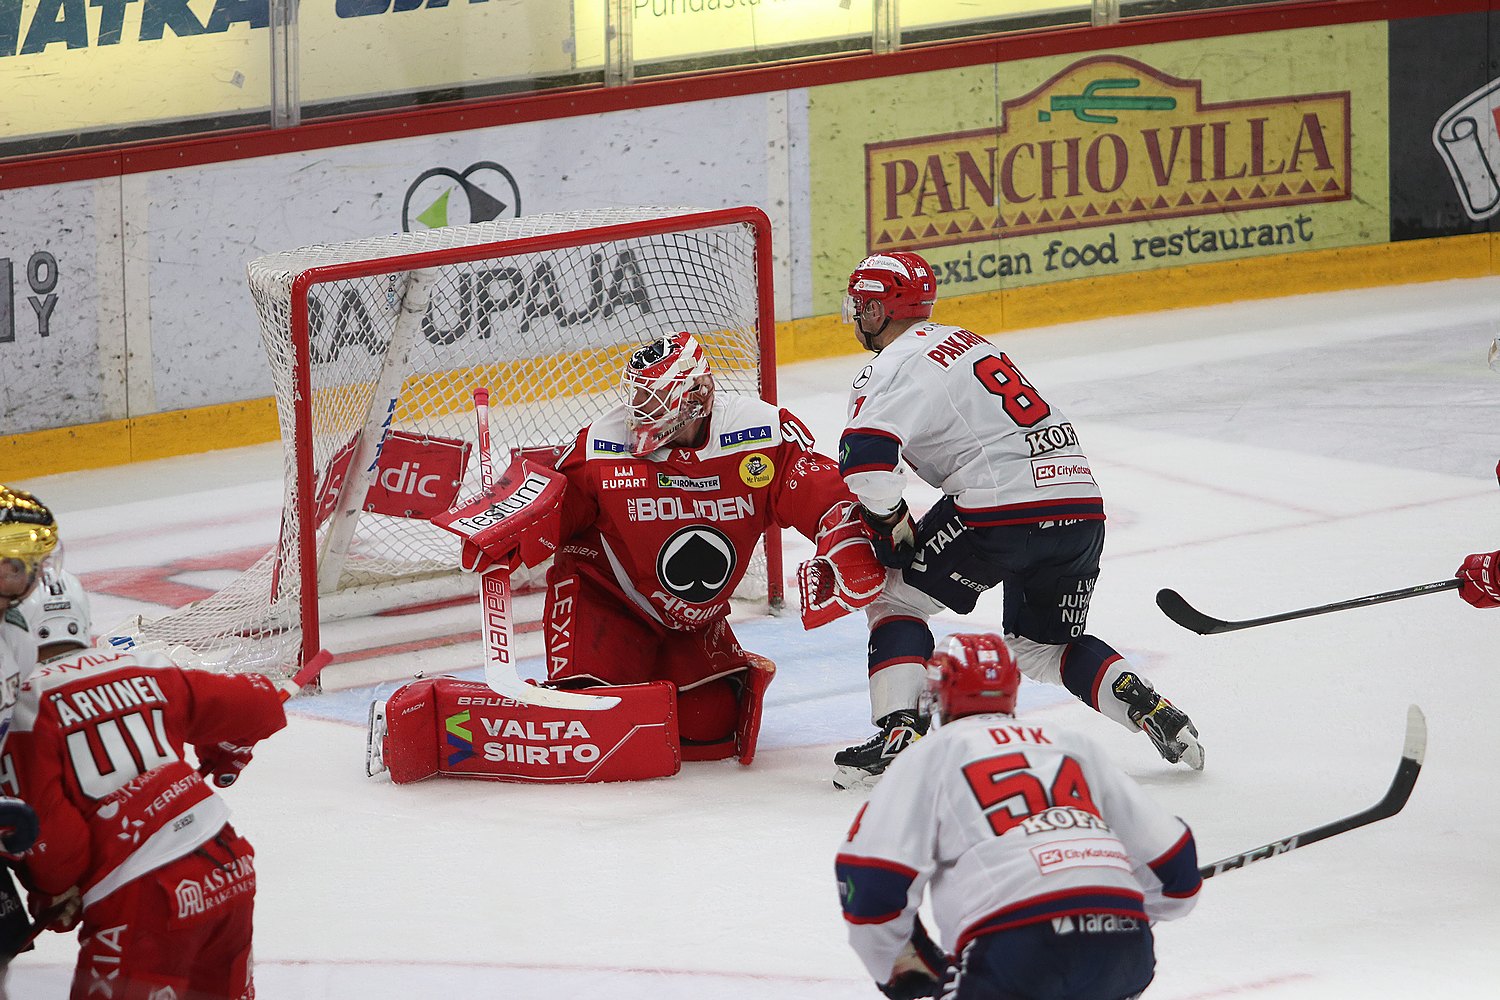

[833,252,1202,788]
[837,634,1200,1000]
[0,486,55,975]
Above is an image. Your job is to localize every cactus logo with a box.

[444,710,476,766]
[402,162,522,233]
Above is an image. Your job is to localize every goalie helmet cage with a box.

[125,206,780,689]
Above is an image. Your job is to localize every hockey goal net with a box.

[119,207,779,687]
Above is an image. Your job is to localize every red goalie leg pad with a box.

[736,654,776,766]
[432,678,680,783]
[677,677,741,762]
[384,678,442,784]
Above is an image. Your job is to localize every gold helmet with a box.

[0,486,59,571]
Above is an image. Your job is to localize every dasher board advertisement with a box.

[809,24,1390,310]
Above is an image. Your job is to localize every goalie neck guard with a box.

[622,332,714,456]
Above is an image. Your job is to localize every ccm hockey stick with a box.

[1198,705,1426,879]
[1156,579,1461,635]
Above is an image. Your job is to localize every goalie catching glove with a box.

[798,501,887,629]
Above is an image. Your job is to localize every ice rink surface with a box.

[10,276,1500,997]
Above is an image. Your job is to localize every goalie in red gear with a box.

[373,332,885,783]
[2,571,286,1000]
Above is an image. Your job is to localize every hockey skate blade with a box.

[1179,735,1206,771]
[832,765,884,792]
[365,700,388,778]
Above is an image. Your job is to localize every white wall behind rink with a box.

[0,91,798,436]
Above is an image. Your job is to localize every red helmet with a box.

[928,633,1020,721]
[622,331,714,456]
[843,251,937,323]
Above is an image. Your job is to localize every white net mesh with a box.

[121,208,772,682]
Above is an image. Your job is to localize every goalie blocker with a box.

[368,655,775,784]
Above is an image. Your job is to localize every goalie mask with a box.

[0,486,59,607]
[927,633,1021,722]
[843,251,937,350]
[622,332,714,456]
[20,567,92,654]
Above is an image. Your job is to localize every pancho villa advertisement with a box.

[809,24,1389,308]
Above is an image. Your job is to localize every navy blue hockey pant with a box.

[945,918,1155,1000]
[900,496,1105,644]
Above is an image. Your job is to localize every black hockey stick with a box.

[1156,579,1461,635]
[5,896,77,957]
[1198,705,1426,879]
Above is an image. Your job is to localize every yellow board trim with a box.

[2,398,281,481]
[4,234,1495,480]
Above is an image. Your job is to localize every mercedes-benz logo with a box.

[402,162,522,233]
[656,525,737,604]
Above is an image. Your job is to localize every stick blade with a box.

[1402,703,1427,766]
[1155,588,1232,634]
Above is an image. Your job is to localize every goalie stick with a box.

[1156,579,1461,635]
[468,389,618,712]
[1198,704,1426,879]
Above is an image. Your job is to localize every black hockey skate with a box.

[833,710,930,790]
[1112,673,1205,771]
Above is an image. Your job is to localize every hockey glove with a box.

[197,742,255,788]
[877,917,946,999]
[859,500,919,570]
[0,797,37,857]
[798,502,887,629]
[1456,550,1500,609]
[29,886,82,934]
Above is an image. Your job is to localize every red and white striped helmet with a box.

[622,332,714,456]
[843,251,937,323]
[927,633,1021,721]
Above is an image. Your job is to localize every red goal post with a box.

[114,207,781,689]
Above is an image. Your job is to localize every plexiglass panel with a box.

[0,0,1292,158]
[0,1,274,156]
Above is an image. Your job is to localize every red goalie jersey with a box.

[550,392,852,637]
[3,647,286,905]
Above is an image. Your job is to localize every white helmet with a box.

[21,567,92,653]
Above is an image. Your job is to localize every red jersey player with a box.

[369,332,885,784]
[1456,459,1500,609]
[4,571,286,1000]
[1455,344,1499,609]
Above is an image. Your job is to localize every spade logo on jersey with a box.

[656,525,737,604]
[402,162,522,233]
